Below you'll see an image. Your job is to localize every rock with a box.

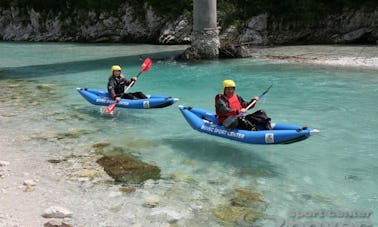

[23,179,37,186]
[44,220,72,227]
[36,84,53,91]
[208,177,228,185]
[47,159,65,164]
[75,169,101,179]
[42,206,73,219]
[173,172,197,184]
[96,154,160,184]
[91,141,111,149]
[230,188,266,211]
[23,185,35,192]
[143,179,156,189]
[143,195,160,208]
[149,209,182,223]
[119,186,136,193]
[212,205,263,226]
[0,161,10,167]
[158,16,191,44]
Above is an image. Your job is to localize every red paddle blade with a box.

[141,58,152,72]
[104,102,117,114]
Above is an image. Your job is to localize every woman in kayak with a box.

[215,80,271,130]
[107,65,147,100]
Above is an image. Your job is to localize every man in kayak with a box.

[215,80,271,131]
[107,65,147,100]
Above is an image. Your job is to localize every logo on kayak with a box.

[200,125,245,139]
[96,98,129,106]
[96,98,113,104]
[265,133,274,143]
[143,101,150,108]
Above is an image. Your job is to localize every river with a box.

[0,42,377,226]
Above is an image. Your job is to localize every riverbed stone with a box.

[148,208,182,223]
[43,220,72,227]
[230,188,265,209]
[143,195,160,208]
[42,206,73,218]
[96,154,160,184]
[0,161,10,167]
[23,179,37,186]
[212,205,263,225]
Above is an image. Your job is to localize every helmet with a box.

[222,80,236,90]
[111,65,122,71]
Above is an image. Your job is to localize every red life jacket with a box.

[215,94,242,123]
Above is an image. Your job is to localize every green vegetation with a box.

[1,0,376,26]
[218,0,377,25]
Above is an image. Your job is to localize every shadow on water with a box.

[162,137,280,178]
[0,50,183,80]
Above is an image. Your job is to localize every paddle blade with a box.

[141,58,152,72]
[103,102,117,114]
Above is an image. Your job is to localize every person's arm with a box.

[246,96,259,110]
[107,78,118,100]
[124,76,137,87]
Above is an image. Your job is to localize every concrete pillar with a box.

[192,0,219,59]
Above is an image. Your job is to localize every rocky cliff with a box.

[0,5,377,45]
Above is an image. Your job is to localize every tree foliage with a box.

[1,0,376,24]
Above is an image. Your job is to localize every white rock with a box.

[143,195,160,208]
[0,161,10,167]
[108,191,123,198]
[23,179,37,186]
[143,179,155,189]
[42,206,73,218]
[149,209,182,223]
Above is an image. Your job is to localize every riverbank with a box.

[251,45,378,69]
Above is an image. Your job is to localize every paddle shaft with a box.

[244,85,272,112]
[123,67,145,94]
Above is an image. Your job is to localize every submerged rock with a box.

[212,205,263,225]
[231,188,265,210]
[96,154,160,184]
[91,141,112,149]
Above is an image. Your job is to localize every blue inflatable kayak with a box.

[77,88,178,109]
[179,105,319,145]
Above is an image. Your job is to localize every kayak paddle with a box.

[103,58,152,114]
[223,85,272,131]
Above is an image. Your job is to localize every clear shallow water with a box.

[1,42,377,225]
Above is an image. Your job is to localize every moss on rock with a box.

[97,154,160,184]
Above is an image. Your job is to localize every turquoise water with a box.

[1,42,377,225]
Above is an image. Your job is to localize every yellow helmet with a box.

[222,80,236,90]
[111,65,122,71]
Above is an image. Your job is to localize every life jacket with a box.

[215,94,242,123]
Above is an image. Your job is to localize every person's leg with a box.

[121,93,138,99]
[132,91,147,99]
[245,112,272,130]
[237,118,256,131]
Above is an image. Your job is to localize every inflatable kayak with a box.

[77,88,178,109]
[179,105,319,145]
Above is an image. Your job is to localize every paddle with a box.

[103,58,152,114]
[223,85,272,131]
